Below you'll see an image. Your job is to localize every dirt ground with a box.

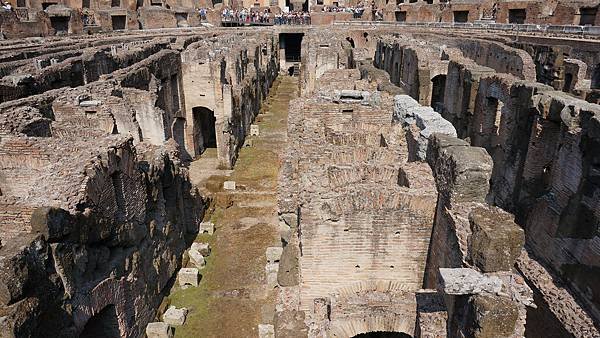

[167,75,298,338]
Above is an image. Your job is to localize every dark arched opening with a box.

[591,65,600,89]
[430,74,446,113]
[346,37,355,48]
[563,73,573,92]
[192,106,217,156]
[352,332,412,338]
[80,304,120,338]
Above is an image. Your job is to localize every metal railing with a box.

[333,21,600,37]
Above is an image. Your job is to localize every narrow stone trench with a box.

[166,75,298,338]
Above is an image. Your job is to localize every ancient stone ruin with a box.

[1,4,600,338]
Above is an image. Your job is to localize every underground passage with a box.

[0,6,600,338]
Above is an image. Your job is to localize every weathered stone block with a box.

[178,268,199,287]
[278,244,300,287]
[393,94,420,124]
[191,242,210,256]
[146,322,173,338]
[188,249,205,269]
[223,181,236,190]
[266,262,279,288]
[468,207,525,272]
[250,124,260,136]
[258,324,275,338]
[434,144,493,206]
[438,268,502,295]
[274,310,308,338]
[162,306,188,326]
[426,133,469,170]
[199,222,214,235]
[266,247,283,263]
[469,295,519,338]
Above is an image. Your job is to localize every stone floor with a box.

[166,75,298,338]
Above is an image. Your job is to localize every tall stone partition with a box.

[0,138,204,337]
[181,33,279,168]
[422,131,531,338]
[0,30,282,337]
[522,92,600,327]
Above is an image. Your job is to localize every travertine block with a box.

[266,247,283,263]
[199,222,215,235]
[163,306,188,326]
[178,268,199,287]
[146,322,172,338]
[191,242,210,256]
[438,268,502,295]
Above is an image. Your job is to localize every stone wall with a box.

[0,30,280,337]
[181,32,279,168]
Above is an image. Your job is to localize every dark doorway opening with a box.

[346,37,355,48]
[563,73,573,92]
[431,74,446,112]
[82,0,90,8]
[592,65,600,89]
[193,107,217,155]
[173,117,186,150]
[17,0,26,7]
[111,15,126,30]
[80,305,120,338]
[176,13,188,26]
[579,7,597,26]
[395,11,406,22]
[509,8,526,24]
[111,0,120,7]
[352,332,412,338]
[41,2,52,10]
[50,16,70,35]
[280,33,303,62]
[453,10,469,23]
[481,96,502,148]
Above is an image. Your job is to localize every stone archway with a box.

[80,304,121,338]
[326,281,416,338]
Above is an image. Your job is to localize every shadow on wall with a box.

[79,304,120,338]
[592,65,600,89]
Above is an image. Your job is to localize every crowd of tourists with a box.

[220,7,310,25]
[221,8,273,24]
[321,4,365,18]
[274,11,311,25]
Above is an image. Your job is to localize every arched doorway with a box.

[192,106,217,156]
[80,304,121,338]
[430,74,446,113]
[352,332,412,338]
